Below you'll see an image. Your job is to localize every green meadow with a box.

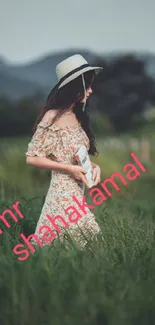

[0,134,155,325]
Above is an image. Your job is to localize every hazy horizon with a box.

[0,0,154,64]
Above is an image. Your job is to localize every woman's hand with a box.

[68,165,90,188]
[91,163,101,186]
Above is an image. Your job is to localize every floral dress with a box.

[25,119,101,247]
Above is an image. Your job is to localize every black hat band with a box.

[57,63,90,86]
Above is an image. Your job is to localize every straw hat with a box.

[56,54,103,89]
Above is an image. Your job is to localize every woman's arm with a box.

[26,156,89,187]
[26,156,72,173]
[26,111,72,173]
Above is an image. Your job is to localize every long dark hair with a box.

[32,70,99,156]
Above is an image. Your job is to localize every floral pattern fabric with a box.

[25,120,101,247]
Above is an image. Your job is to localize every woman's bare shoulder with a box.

[41,110,57,124]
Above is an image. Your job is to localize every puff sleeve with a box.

[25,121,57,158]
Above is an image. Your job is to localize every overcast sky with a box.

[0,0,154,64]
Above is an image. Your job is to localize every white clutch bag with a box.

[74,145,94,188]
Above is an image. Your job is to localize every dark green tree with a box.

[0,94,43,137]
[93,55,155,131]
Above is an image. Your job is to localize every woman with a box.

[25,54,103,248]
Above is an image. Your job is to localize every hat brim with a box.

[58,66,103,89]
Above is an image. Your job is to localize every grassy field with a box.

[0,135,155,324]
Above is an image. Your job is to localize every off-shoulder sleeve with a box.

[25,121,57,158]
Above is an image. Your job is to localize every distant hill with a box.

[0,49,155,100]
[0,70,44,100]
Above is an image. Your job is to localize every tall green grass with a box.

[1,136,155,324]
[1,195,155,324]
